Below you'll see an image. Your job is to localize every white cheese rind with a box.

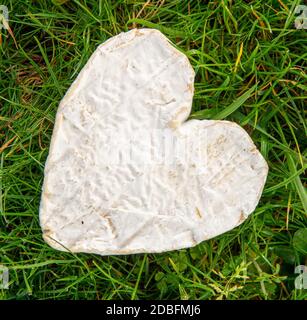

[40,29,268,255]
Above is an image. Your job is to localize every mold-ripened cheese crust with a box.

[39,28,268,255]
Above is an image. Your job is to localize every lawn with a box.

[0,0,306,300]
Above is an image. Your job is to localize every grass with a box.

[0,0,306,300]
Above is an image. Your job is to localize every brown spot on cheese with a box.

[187,83,194,93]
[238,211,246,224]
[195,207,202,219]
[167,106,189,129]
[43,228,52,236]
[216,135,226,145]
[43,191,52,199]
[167,120,178,129]
[100,212,117,238]
[135,29,144,37]
[249,147,257,153]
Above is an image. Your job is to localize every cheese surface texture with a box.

[40,29,268,255]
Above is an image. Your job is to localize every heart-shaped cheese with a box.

[40,28,268,255]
